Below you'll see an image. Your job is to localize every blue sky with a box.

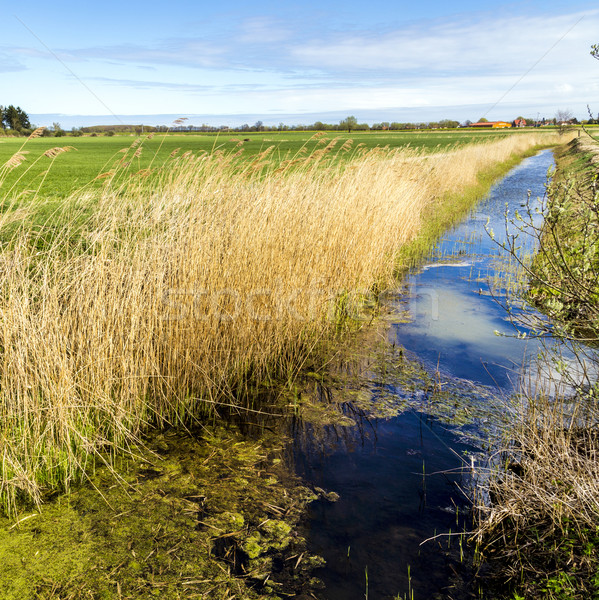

[2,0,598,127]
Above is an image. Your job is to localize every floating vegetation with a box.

[294,310,510,450]
[0,426,323,599]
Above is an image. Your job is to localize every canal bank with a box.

[473,134,599,600]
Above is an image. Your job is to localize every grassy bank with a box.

[473,133,599,599]
[528,135,599,334]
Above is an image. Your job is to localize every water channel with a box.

[294,150,557,599]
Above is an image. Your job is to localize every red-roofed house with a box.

[469,121,512,129]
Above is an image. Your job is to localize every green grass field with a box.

[0,128,546,201]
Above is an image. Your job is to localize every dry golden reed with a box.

[43,146,75,158]
[27,127,45,140]
[2,151,29,170]
[0,131,566,512]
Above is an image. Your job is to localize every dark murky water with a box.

[295,151,556,599]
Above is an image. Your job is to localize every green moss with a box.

[0,426,320,599]
[261,520,292,550]
[243,532,264,559]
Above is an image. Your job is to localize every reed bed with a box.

[0,131,563,513]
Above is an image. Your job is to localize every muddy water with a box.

[294,150,555,599]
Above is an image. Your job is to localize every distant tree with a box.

[71,127,83,137]
[2,105,30,131]
[439,119,459,129]
[555,108,573,124]
[254,120,264,132]
[477,117,489,123]
[339,115,358,133]
[53,122,64,137]
[16,106,30,129]
[313,121,326,131]
[463,120,473,127]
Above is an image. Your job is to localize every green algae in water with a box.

[295,315,511,448]
[0,427,320,600]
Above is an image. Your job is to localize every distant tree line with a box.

[2,108,596,139]
[168,117,463,133]
[71,118,468,135]
[0,105,31,132]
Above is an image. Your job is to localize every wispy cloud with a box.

[289,10,598,74]
[38,39,229,69]
[0,51,27,72]
[238,16,294,44]
[85,76,281,93]
[5,4,598,120]
[10,8,598,79]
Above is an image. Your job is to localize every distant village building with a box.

[469,121,512,129]
[513,119,527,127]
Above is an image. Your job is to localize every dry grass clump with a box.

[473,386,599,598]
[0,131,564,513]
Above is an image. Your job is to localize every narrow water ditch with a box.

[293,150,558,599]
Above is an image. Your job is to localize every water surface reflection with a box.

[296,151,556,599]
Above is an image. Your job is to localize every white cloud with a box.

[555,83,574,94]
[4,6,598,119]
[47,39,229,69]
[0,50,28,72]
[238,17,293,44]
[289,10,599,75]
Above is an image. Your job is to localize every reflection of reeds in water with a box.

[0,131,565,512]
